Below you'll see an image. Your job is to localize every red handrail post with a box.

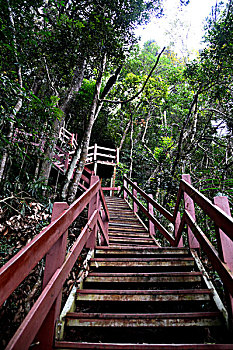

[86,175,100,249]
[100,208,109,246]
[148,194,155,237]
[64,152,69,171]
[133,182,138,214]
[175,211,183,247]
[123,175,127,200]
[214,196,233,322]
[36,202,69,350]
[182,174,200,249]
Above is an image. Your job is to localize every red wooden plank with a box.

[124,186,175,246]
[182,174,200,249]
[5,210,98,350]
[86,176,99,249]
[124,176,173,222]
[0,180,100,307]
[181,179,233,241]
[148,194,155,237]
[133,182,138,214]
[99,186,110,222]
[97,213,109,245]
[83,166,93,175]
[81,173,90,185]
[102,187,121,191]
[184,210,233,295]
[214,196,233,319]
[174,212,183,247]
[213,197,233,273]
[36,202,69,349]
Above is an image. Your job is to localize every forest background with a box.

[0,0,233,247]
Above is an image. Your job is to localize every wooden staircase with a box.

[54,197,231,349]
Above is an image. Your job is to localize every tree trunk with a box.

[0,0,23,183]
[65,54,107,203]
[119,116,131,152]
[129,113,134,178]
[39,58,86,186]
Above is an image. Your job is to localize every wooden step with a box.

[108,238,155,243]
[65,312,222,328]
[90,257,195,268]
[108,244,159,249]
[108,232,149,238]
[109,226,146,231]
[77,289,212,302]
[108,243,158,248]
[95,247,190,255]
[85,271,202,283]
[109,222,143,227]
[54,341,233,349]
[109,229,146,233]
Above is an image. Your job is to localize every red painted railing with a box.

[12,128,119,185]
[123,174,233,320]
[0,176,109,350]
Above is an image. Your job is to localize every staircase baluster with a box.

[133,182,138,214]
[123,174,127,200]
[175,211,184,247]
[86,175,100,249]
[214,196,233,324]
[182,174,200,249]
[36,202,69,350]
[148,194,155,238]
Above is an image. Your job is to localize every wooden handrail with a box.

[99,186,110,222]
[1,175,110,349]
[184,211,233,295]
[0,180,101,307]
[180,180,233,241]
[124,176,173,222]
[122,174,233,321]
[124,186,175,245]
[5,210,98,350]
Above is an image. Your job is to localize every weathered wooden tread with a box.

[95,248,189,255]
[66,312,222,327]
[108,242,158,249]
[108,238,155,244]
[108,243,157,247]
[108,232,149,238]
[95,246,189,251]
[109,222,144,227]
[90,257,194,267]
[77,289,211,302]
[109,228,147,233]
[85,271,202,283]
[54,341,233,349]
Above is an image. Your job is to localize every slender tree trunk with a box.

[129,114,134,178]
[0,0,23,183]
[62,55,121,201]
[39,58,86,186]
[170,93,198,178]
[119,117,131,152]
[65,54,107,203]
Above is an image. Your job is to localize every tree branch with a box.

[99,47,165,104]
